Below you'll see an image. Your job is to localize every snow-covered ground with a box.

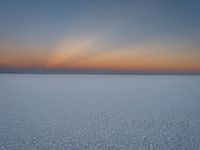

[0,75,200,150]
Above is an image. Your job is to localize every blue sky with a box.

[0,0,200,73]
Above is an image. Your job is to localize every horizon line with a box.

[0,67,200,75]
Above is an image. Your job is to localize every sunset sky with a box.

[0,0,200,74]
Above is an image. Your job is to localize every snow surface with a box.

[0,74,200,150]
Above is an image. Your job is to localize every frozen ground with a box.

[0,74,200,150]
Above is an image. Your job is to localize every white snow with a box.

[0,74,200,149]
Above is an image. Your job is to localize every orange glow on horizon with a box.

[45,49,200,72]
[0,38,200,73]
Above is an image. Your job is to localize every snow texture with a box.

[0,75,200,150]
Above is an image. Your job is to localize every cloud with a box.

[46,35,100,68]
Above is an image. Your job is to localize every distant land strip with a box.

[0,67,200,75]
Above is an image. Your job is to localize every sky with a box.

[0,0,200,74]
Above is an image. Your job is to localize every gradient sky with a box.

[0,0,200,74]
